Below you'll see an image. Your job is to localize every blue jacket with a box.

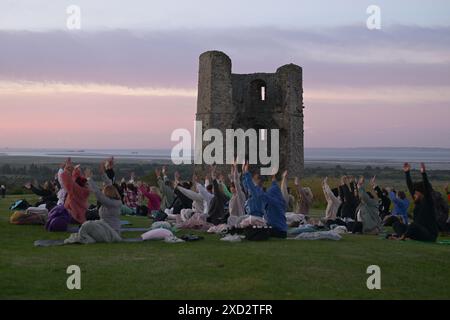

[389,191,410,224]
[262,181,288,233]
[243,172,265,217]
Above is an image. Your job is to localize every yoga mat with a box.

[34,238,144,247]
[66,226,150,233]
[122,238,144,243]
[65,221,133,233]
[121,228,150,232]
[34,239,65,247]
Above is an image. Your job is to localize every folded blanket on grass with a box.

[207,224,230,234]
[292,231,342,241]
[141,228,173,241]
[285,213,307,227]
[176,213,212,231]
[151,221,174,231]
[288,225,316,236]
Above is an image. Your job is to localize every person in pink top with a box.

[138,183,162,216]
[60,158,90,224]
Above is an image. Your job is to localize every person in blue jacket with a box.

[243,163,287,238]
[388,189,410,224]
[243,165,265,218]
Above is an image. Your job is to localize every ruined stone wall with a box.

[196,51,304,177]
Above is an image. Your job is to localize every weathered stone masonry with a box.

[196,50,304,177]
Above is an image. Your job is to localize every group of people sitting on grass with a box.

[12,157,450,244]
[321,162,450,242]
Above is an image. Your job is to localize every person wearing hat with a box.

[391,162,438,242]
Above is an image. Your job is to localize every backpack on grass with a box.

[244,226,272,241]
[9,199,31,211]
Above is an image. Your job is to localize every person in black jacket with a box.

[391,162,438,242]
[24,180,58,210]
[171,171,194,215]
[206,165,228,225]
[338,176,357,220]
[370,176,391,219]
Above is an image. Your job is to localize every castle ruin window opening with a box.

[250,79,267,103]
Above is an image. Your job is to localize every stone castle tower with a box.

[196,51,304,177]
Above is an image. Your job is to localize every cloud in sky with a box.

[0,26,449,148]
[1,26,450,88]
[1,0,450,30]
[0,81,197,97]
[2,80,450,106]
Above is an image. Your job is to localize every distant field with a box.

[1,194,449,300]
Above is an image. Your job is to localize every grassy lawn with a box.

[0,194,449,300]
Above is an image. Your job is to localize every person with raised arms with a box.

[60,158,90,224]
[354,176,383,235]
[85,165,122,234]
[155,166,175,212]
[322,176,342,223]
[242,163,265,218]
[390,163,438,242]
[206,165,228,225]
[243,163,287,238]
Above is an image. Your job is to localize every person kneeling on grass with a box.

[243,163,287,238]
[64,167,122,244]
[389,162,438,242]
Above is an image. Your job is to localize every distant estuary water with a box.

[0,147,449,170]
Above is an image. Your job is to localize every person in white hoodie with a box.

[322,177,342,222]
[176,174,214,222]
[56,162,68,206]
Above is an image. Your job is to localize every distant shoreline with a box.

[1,150,449,170]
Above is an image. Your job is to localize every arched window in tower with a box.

[250,79,267,104]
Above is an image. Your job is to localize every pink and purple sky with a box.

[1,0,450,149]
